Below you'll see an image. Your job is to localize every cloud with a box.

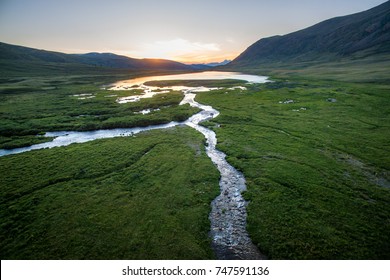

[225,37,236,44]
[127,38,221,62]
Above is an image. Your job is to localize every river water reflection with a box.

[0,71,269,259]
[110,71,269,88]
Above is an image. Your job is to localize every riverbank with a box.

[1,73,389,259]
[0,127,220,259]
[0,74,198,149]
[196,79,390,259]
[0,71,269,259]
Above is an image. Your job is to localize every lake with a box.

[110,71,269,89]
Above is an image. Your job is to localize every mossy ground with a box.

[0,127,219,259]
[1,71,389,259]
[0,75,199,148]
[197,78,390,259]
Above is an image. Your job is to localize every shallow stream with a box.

[0,71,269,259]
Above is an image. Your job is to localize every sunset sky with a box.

[0,0,386,63]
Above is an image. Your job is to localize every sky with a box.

[0,0,387,63]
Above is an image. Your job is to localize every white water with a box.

[0,71,269,259]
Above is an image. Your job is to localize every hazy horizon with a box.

[0,0,387,63]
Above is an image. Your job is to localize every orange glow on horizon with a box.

[120,38,238,64]
[121,51,238,64]
[172,53,238,64]
[57,38,239,64]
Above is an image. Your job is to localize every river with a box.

[0,71,269,259]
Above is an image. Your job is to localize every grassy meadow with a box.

[0,127,219,259]
[0,66,389,260]
[197,77,390,259]
[0,74,199,149]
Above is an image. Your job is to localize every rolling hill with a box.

[0,42,194,76]
[227,1,390,71]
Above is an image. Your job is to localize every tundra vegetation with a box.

[2,1,390,260]
[0,69,389,259]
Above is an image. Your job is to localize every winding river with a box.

[0,71,269,259]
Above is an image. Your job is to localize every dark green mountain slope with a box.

[0,42,194,76]
[228,1,390,68]
[72,52,194,70]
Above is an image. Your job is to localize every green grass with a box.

[1,67,389,260]
[0,75,199,148]
[0,135,55,149]
[0,127,220,259]
[196,79,390,259]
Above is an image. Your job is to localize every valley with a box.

[1,1,389,261]
[1,70,389,259]
[0,72,270,259]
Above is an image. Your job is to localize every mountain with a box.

[73,52,194,70]
[227,1,390,68]
[0,42,194,76]
[189,59,232,70]
[204,60,232,67]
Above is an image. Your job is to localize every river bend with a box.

[0,72,269,259]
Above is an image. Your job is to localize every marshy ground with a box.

[0,73,389,259]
